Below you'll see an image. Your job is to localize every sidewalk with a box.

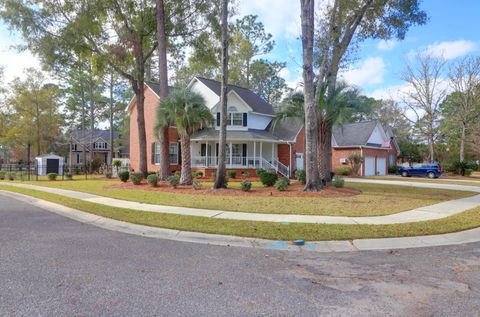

[1,181,480,225]
[3,190,480,253]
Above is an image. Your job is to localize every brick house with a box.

[127,77,398,177]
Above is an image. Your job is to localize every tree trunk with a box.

[80,74,87,168]
[133,80,148,178]
[109,76,114,165]
[179,133,192,185]
[156,0,171,180]
[35,99,41,156]
[428,133,435,162]
[460,121,466,162]
[300,0,322,191]
[214,0,229,189]
[318,120,332,181]
[88,73,95,165]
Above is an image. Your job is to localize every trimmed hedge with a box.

[118,171,130,183]
[259,170,278,187]
[130,172,143,185]
[332,176,345,188]
[47,173,57,181]
[240,180,252,192]
[295,170,306,184]
[147,174,158,187]
[335,166,351,176]
[274,177,289,191]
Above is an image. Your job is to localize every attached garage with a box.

[376,157,387,176]
[35,154,64,176]
[364,157,376,176]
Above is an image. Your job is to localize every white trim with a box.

[334,145,390,151]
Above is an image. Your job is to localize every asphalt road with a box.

[1,194,479,317]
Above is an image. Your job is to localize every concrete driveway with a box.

[1,195,479,316]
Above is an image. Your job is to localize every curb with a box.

[3,190,480,253]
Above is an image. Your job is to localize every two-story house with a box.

[127,77,398,177]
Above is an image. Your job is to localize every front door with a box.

[295,153,304,170]
[200,143,213,166]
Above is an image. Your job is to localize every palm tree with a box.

[156,89,213,185]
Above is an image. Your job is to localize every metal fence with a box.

[0,163,130,181]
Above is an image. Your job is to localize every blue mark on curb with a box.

[281,221,289,225]
[271,241,289,248]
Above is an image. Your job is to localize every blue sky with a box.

[1,0,479,102]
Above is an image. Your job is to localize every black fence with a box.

[0,163,130,181]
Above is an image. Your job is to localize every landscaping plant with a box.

[130,172,143,185]
[240,180,252,192]
[147,174,159,187]
[118,171,130,183]
[259,170,278,187]
[0,171,6,180]
[65,173,73,180]
[295,170,306,184]
[241,171,250,178]
[228,170,237,179]
[332,176,345,188]
[274,177,289,191]
[168,173,180,188]
[348,153,364,176]
[335,165,351,176]
[192,180,202,190]
[192,171,203,179]
[47,173,57,181]
[5,172,15,181]
[255,168,266,177]
[105,172,113,179]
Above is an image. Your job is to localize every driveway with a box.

[1,195,479,316]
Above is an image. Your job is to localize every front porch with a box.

[190,141,291,177]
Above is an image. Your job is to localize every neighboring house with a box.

[127,77,398,177]
[68,129,129,166]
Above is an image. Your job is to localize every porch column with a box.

[260,142,263,168]
[206,141,209,167]
[229,141,232,167]
[271,143,274,162]
[253,141,256,168]
[289,143,292,177]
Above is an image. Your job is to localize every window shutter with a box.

[242,143,247,165]
[177,142,181,165]
[243,113,247,127]
[216,112,220,126]
[151,143,155,164]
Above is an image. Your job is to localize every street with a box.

[1,194,479,317]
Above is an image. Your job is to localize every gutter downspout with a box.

[360,146,364,176]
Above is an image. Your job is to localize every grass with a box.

[4,178,475,217]
[2,185,480,241]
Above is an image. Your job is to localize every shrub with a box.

[348,153,364,176]
[241,171,250,178]
[105,172,113,179]
[147,174,158,187]
[192,171,203,179]
[259,170,278,187]
[295,170,306,184]
[465,169,473,176]
[5,172,15,181]
[332,176,345,188]
[65,173,73,180]
[112,160,122,168]
[192,180,202,190]
[255,168,266,177]
[73,166,80,175]
[47,173,57,181]
[274,177,289,191]
[147,171,157,176]
[118,171,130,183]
[228,170,237,179]
[87,157,104,173]
[388,165,398,174]
[240,180,252,192]
[168,173,180,188]
[335,166,351,176]
[130,172,143,185]
[0,170,5,180]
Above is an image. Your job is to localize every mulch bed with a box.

[105,181,361,198]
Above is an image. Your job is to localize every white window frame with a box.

[169,142,179,165]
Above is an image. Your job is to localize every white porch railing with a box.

[192,156,290,177]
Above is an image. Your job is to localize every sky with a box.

[1,0,480,102]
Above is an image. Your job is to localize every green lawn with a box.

[2,185,480,241]
[7,178,476,217]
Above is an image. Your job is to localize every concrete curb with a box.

[1,181,480,225]
[3,190,480,253]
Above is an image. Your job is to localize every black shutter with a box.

[151,142,155,164]
[216,112,220,126]
[177,142,181,165]
[242,144,247,165]
[243,113,247,127]
[201,144,206,156]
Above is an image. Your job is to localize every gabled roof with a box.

[270,118,303,142]
[332,120,383,147]
[71,129,120,144]
[144,82,175,97]
[194,77,276,116]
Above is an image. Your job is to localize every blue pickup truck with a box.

[398,163,442,179]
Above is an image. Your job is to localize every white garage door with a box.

[376,157,386,176]
[364,157,375,176]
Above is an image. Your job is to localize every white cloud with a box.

[377,39,397,51]
[238,0,301,39]
[411,40,478,60]
[340,56,385,87]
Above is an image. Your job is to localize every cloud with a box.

[340,56,385,87]
[377,40,397,51]
[411,40,478,60]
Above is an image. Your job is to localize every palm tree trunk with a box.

[300,0,322,191]
[180,134,192,185]
[214,0,229,189]
[156,0,171,180]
